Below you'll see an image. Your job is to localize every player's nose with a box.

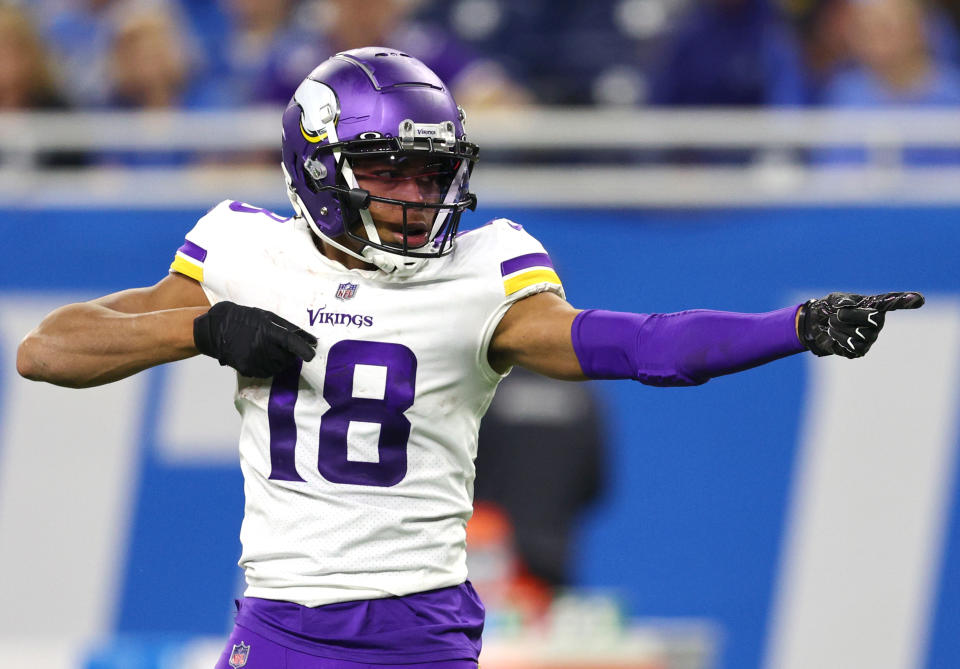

[398,175,438,203]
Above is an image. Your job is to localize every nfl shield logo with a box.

[336,282,358,301]
[228,641,250,668]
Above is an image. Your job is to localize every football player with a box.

[16,48,924,669]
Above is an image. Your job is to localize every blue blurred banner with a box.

[0,205,958,669]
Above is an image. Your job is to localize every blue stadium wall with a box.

[0,205,957,669]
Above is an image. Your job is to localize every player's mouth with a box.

[386,222,430,248]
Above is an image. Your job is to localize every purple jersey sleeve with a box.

[571,305,806,386]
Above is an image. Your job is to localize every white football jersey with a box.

[170,200,564,606]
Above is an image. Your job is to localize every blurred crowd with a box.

[3,0,960,164]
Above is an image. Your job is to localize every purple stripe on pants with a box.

[178,239,207,263]
[228,582,484,664]
[500,252,553,276]
[215,624,478,668]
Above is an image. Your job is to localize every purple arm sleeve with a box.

[571,305,806,386]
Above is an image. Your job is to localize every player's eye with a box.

[357,170,445,184]
[355,170,401,180]
[415,172,445,186]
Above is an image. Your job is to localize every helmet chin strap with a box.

[360,245,427,277]
[282,162,426,278]
[354,204,426,277]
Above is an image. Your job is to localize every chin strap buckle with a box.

[361,245,427,278]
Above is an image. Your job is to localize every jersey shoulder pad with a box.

[488,218,563,300]
[457,218,563,300]
[169,200,291,284]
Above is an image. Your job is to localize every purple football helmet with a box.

[281,47,479,274]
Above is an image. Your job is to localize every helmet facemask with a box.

[309,136,478,260]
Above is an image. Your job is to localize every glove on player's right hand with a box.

[194,301,317,377]
[798,291,925,359]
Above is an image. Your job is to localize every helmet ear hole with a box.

[301,156,329,194]
[304,156,327,181]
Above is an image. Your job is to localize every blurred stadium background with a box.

[2,0,960,668]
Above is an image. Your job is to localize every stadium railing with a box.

[2,108,960,207]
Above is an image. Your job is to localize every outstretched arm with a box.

[16,273,210,388]
[489,290,925,384]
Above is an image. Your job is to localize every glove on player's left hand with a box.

[798,291,925,359]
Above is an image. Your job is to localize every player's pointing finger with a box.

[861,291,925,312]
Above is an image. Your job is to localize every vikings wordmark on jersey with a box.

[169,200,563,606]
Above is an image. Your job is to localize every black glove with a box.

[798,291,925,359]
[194,301,317,377]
